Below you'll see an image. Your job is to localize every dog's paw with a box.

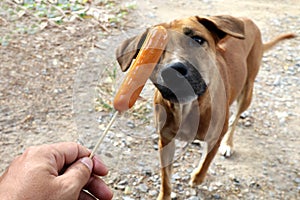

[219,143,233,157]
[189,172,205,187]
[189,179,198,188]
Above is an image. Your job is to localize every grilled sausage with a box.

[113,26,168,112]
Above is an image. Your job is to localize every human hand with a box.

[0,142,113,200]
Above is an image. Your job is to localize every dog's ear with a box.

[196,15,245,41]
[115,29,149,72]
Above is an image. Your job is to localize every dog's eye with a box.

[192,36,206,45]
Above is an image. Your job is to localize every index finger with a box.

[50,142,91,171]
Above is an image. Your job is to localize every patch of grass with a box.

[94,62,118,112]
[1,0,136,35]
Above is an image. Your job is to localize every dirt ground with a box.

[0,0,299,200]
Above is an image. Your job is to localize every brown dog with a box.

[115,15,295,199]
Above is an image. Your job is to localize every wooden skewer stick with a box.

[89,111,119,158]
[89,26,168,159]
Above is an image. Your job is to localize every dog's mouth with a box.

[153,62,207,103]
[154,84,198,103]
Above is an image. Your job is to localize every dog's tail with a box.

[263,33,296,52]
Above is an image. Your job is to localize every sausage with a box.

[113,26,168,112]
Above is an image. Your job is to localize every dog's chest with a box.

[173,102,201,141]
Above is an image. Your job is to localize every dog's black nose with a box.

[161,62,189,83]
[170,62,188,77]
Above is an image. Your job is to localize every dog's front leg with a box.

[190,111,229,186]
[157,136,175,200]
[189,139,221,186]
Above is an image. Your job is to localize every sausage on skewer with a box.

[113,26,168,112]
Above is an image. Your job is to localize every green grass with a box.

[4,0,136,28]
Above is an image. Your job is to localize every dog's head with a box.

[116,15,245,103]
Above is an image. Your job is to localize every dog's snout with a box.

[171,62,188,77]
[157,61,207,103]
[161,62,189,83]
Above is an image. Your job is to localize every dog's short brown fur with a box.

[116,15,295,199]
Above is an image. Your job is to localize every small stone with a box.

[240,111,250,119]
[233,178,240,184]
[122,197,134,200]
[294,177,300,184]
[273,75,281,86]
[229,174,235,180]
[126,121,135,128]
[138,183,148,193]
[115,179,128,190]
[209,168,217,175]
[53,88,63,94]
[263,171,268,175]
[208,185,218,192]
[185,189,197,197]
[244,120,252,127]
[146,12,156,19]
[116,184,126,190]
[187,196,199,200]
[173,162,180,168]
[215,181,223,187]
[52,59,58,66]
[137,161,146,166]
[41,69,48,75]
[186,168,193,173]
[202,185,208,190]
[151,175,160,181]
[172,173,181,180]
[171,192,177,199]
[182,175,190,181]
[151,133,159,140]
[189,189,197,196]
[249,181,261,189]
[104,152,113,158]
[275,111,289,119]
[192,140,202,146]
[279,118,286,126]
[142,168,152,176]
[124,186,131,195]
[149,190,158,197]
[213,194,221,199]
[137,176,144,183]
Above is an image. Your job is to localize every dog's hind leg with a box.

[219,83,254,157]
[220,37,263,157]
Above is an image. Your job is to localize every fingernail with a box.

[80,157,93,172]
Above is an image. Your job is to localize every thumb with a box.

[59,157,93,194]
